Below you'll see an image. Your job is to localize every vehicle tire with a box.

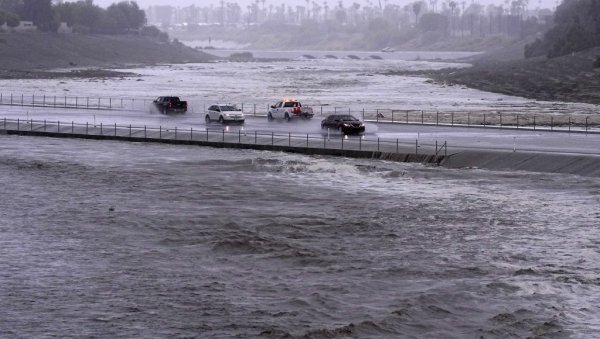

[267,113,273,121]
[219,116,224,124]
[284,113,290,122]
[205,115,211,123]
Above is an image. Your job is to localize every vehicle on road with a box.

[267,99,314,121]
[321,114,365,135]
[205,104,245,124]
[152,96,187,114]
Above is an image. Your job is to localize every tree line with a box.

[149,1,552,50]
[0,0,146,34]
[525,0,600,58]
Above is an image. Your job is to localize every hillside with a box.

[0,33,215,77]
[432,47,600,104]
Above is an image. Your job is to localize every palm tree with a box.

[412,1,422,26]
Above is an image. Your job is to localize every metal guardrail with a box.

[1,92,599,133]
[1,118,447,162]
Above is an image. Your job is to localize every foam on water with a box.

[1,135,599,337]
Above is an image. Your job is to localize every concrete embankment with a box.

[441,150,600,177]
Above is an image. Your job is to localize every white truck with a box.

[267,99,314,121]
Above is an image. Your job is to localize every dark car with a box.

[151,96,187,114]
[321,114,365,135]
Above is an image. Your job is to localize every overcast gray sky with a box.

[93,0,560,10]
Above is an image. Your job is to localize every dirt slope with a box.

[0,32,215,71]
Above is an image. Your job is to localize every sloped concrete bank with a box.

[441,150,600,177]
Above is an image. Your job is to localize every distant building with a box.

[57,22,72,34]
[14,21,37,32]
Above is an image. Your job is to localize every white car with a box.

[205,104,245,124]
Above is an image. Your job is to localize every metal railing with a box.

[1,92,599,133]
[2,118,447,160]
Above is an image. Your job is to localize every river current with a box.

[1,135,599,338]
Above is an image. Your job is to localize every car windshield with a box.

[219,105,238,111]
[338,115,359,122]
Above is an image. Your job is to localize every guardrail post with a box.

[114,123,117,136]
[254,131,257,144]
[239,129,241,143]
[145,125,147,139]
[221,128,224,142]
[159,126,161,139]
[436,111,439,125]
[499,113,502,127]
[568,117,571,133]
[377,138,380,151]
[71,121,74,134]
[253,103,256,116]
[288,132,291,147]
[21,94,24,105]
[87,97,89,109]
[30,119,33,131]
[341,135,344,150]
[551,116,553,131]
[467,112,470,126]
[75,96,78,108]
[17,118,19,130]
[32,94,35,106]
[130,125,132,137]
[451,112,454,126]
[376,109,379,122]
[362,108,364,121]
[483,113,486,127]
[533,115,536,130]
[306,134,309,148]
[109,98,112,110]
[584,117,589,134]
[396,139,398,153]
[271,132,274,145]
[359,137,362,150]
[11,93,13,105]
[191,127,193,141]
[415,139,418,155]
[98,98,100,109]
[206,128,209,141]
[516,115,519,129]
[100,122,102,135]
[44,119,46,132]
[57,120,59,133]
[85,122,87,135]
[175,126,177,140]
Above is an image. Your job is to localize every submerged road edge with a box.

[3,128,600,177]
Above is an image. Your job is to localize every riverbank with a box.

[0,33,216,79]
[431,46,600,105]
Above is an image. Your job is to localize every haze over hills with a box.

[91,0,559,10]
